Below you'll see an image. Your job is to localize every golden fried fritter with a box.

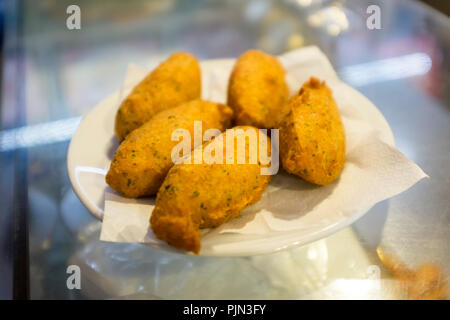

[227,50,289,128]
[106,100,233,198]
[279,77,345,185]
[115,52,201,141]
[150,126,272,254]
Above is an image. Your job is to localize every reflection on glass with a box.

[339,53,432,87]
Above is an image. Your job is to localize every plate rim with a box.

[67,91,121,220]
[67,71,395,256]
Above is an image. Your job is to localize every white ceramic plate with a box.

[67,59,394,257]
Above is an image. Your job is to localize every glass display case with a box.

[1,0,449,299]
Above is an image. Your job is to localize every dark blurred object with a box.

[420,0,450,16]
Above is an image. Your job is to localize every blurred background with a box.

[422,0,450,16]
[0,0,449,299]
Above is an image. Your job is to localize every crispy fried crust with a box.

[280,77,345,185]
[115,52,201,141]
[227,50,289,128]
[106,100,233,198]
[150,126,272,254]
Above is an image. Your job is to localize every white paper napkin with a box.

[100,46,427,243]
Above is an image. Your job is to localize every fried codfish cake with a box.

[279,77,345,185]
[106,100,233,198]
[227,50,289,128]
[115,52,201,141]
[150,126,272,254]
